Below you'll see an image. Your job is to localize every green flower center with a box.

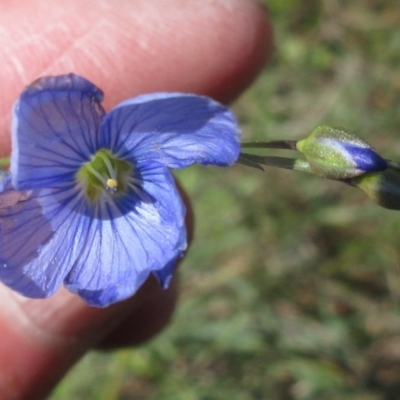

[76,149,132,202]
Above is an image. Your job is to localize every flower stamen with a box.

[76,149,132,201]
[85,162,110,188]
[97,150,117,181]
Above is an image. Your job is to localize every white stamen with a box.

[85,163,108,187]
[85,152,120,193]
[97,151,117,180]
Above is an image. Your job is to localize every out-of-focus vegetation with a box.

[51,1,400,399]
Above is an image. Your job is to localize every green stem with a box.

[241,140,298,150]
[239,152,313,174]
[387,160,400,171]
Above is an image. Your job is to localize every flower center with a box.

[76,149,132,202]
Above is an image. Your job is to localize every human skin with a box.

[0,1,273,399]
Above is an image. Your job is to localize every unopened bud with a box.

[296,125,387,179]
[352,169,400,210]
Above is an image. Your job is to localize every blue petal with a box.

[11,74,105,190]
[153,255,181,289]
[0,175,91,297]
[341,144,387,172]
[64,161,187,307]
[0,164,186,305]
[99,93,241,169]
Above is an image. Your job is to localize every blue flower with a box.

[0,74,240,307]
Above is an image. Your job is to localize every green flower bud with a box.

[296,125,387,179]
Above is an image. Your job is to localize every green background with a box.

[52,1,400,399]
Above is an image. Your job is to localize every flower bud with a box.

[352,169,400,210]
[296,125,387,179]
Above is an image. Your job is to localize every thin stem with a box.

[387,160,400,171]
[241,140,298,150]
[236,155,264,171]
[239,152,314,174]
[239,153,297,170]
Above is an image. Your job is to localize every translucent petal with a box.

[0,175,91,297]
[64,161,187,307]
[99,93,241,169]
[11,74,105,190]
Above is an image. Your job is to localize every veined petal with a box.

[0,175,91,297]
[99,93,241,169]
[11,74,105,190]
[64,161,186,307]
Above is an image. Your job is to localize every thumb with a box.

[0,0,272,154]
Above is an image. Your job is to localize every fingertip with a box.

[202,0,274,103]
[0,0,273,155]
[96,274,179,349]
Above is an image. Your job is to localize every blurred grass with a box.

[51,1,400,399]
